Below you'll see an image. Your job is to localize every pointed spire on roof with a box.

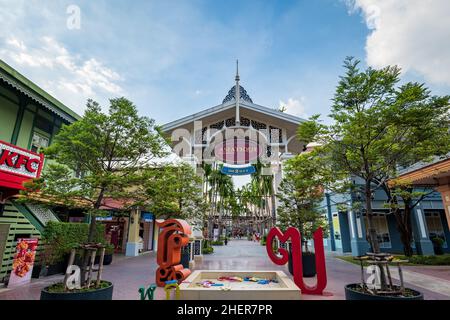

[235,59,240,124]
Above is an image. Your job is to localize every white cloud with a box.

[346,0,450,86]
[0,35,124,114]
[278,97,307,118]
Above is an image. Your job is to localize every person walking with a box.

[224,237,228,245]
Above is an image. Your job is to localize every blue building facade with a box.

[323,179,450,256]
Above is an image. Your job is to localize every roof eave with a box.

[161,100,305,132]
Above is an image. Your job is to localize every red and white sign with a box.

[0,140,44,190]
[8,238,39,288]
[214,138,262,165]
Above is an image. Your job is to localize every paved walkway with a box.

[0,239,449,300]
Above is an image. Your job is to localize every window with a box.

[30,131,49,153]
[425,211,447,248]
[365,213,391,248]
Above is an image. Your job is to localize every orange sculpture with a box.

[156,219,192,287]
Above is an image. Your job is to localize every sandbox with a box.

[179,270,301,300]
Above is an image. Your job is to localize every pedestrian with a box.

[224,237,228,245]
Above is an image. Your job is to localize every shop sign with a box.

[8,238,39,288]
[221,165,256,175]
[0,140,44,190]
[214,139,261,164]
[141,212,154,222]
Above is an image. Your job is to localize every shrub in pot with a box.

[345,253,424,300]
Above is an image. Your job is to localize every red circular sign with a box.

[214,139,262,164]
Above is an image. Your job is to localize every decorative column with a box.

[194,237,203,262]
[348,207,370,256]
[411,204,434,255]
[125,208,141,257]
[188,236,195,269]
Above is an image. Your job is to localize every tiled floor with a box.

[0,239,449,300]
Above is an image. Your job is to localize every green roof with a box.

[0,59,81,122]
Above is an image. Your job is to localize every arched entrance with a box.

[161,63,306,239]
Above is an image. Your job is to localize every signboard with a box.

[214,138,261,165]
[221,165,256,176]
[141,212,154,222]
[8,238,38,288]
[0,140,44,190]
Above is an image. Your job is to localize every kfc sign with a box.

[0,140,44,190]
[214,138,262,165]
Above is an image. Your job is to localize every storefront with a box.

[0,59,79,283]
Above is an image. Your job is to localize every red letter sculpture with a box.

[266,227,328,295]
[156,219,192,287]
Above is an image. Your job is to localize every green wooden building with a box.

[0,59,80,284]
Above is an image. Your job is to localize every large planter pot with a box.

[40,282,114,300]
[181,250,190,269]
[94,254,113,265]
[46,262,65,276]
[31,265,42,279]
[288,251,316,278]
[344,284,423,300]
[103,254,113,266]
[433,245,444,255]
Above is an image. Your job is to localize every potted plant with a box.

[431,237,445,255]
[103,244,114,265]
[20,98,167,300]
[344,253,423,300]
[276,152,330,278]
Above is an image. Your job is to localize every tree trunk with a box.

[364,181,379,253]
[394,201,414,257]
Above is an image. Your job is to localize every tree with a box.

[22,97,167,286]
[276,151,333,252]
[298,57,450,255]
[145,163,207,223]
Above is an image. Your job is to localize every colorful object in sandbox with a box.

[156,219,191,287]
[217,276,243,282]
[195,276,278,288]
[139,284,156,300]
[164,281,180,300]
[266,227,328,295]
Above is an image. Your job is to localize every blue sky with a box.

[1,0,449,126]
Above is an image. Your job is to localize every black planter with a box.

[288,251,316,278]
[46,262,65,276]
[433,245,444,255]
[31,265,42,279]
[94,255,113,265]
[40,282,114,300]
[181,250,190,269]
[344,284,423,300]
[103,254,113,266]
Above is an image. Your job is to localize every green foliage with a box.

[41,221,106,264]
[46,280,111,293]
[297,57,450,254]
[22,97,167,244]
[145,163,208,220]
[211,240,224,246]
[276,151,332,251]
[203,247,214,254]
[405,254,450,265]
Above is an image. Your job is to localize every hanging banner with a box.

[221,165,256,175]
[8,238,39,288]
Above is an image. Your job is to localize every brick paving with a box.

[0,239,449,300]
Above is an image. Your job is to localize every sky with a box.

[1,0,449,128]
